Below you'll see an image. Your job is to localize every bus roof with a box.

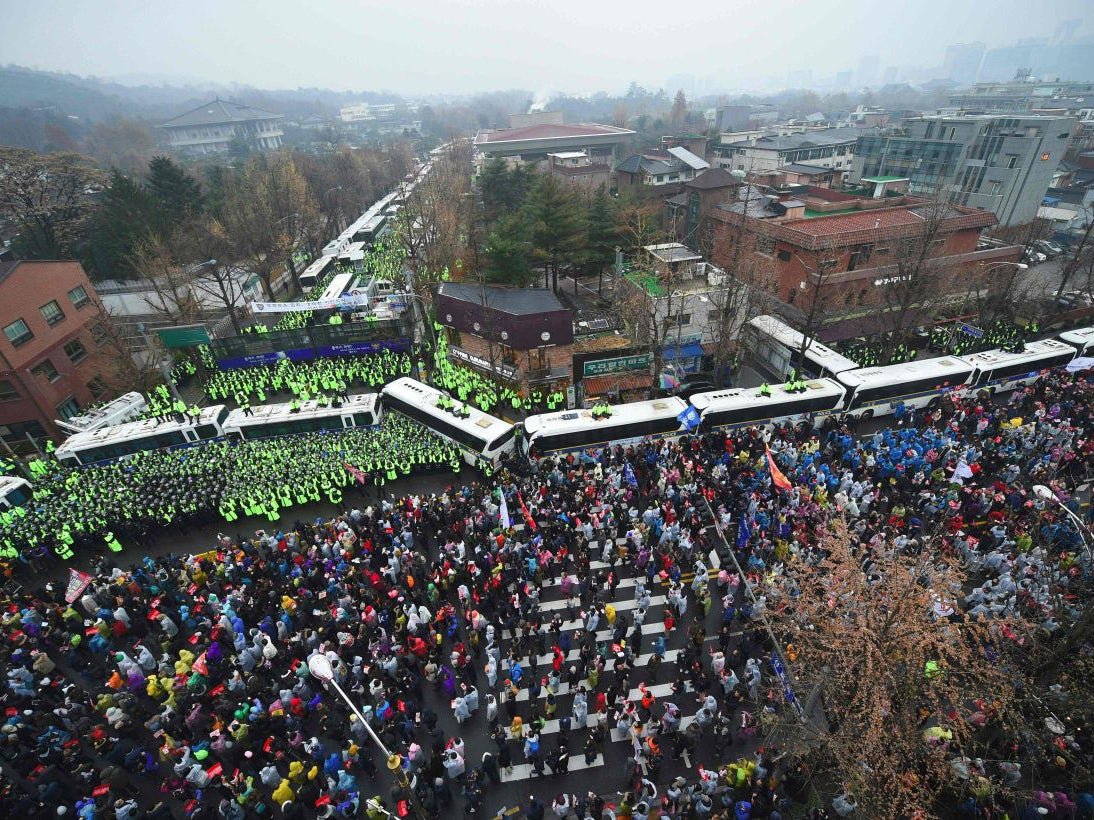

[381,377,511,435]
[524,397,688,438]
[56,391,147,434]
[224,394,377,429]
[959,339,1075,369]
[836,356,972,389]
[57,405,227,453]
[747,315,859,374]
[690,378,844,412]
[319,272,355,302]
[1058,326,1094,345]
[0,476,30,494]
[300,256,334,279]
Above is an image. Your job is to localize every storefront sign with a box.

[583,353,653,377]
[450,345,519,380]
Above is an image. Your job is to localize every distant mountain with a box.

[0,64,407,123]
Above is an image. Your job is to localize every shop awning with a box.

[662,342,704,361]
[583,373,653,395]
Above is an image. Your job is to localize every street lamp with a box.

[307,654,428,820]
[1032,484,1093,564]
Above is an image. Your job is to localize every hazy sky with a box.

[3,0,1090,95]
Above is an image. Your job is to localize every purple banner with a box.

[215,348,316,370]
[314,339,411,357]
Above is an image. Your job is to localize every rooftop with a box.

[782,163,840,176]
[474,122,634,145]
[160,98,283,129]
[615,153,678,176]
[436,283,567,315]
[645,243,703,265]
[666,146,710,171]
[723,131,857,151]
[685,167,739,191]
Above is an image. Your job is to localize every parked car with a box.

[676,378,717,399]
[1023,247,1047,265]
[1033,240,1063,259]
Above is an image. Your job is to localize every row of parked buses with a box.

[47,318,1094,470]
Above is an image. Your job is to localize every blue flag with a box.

[623,462,638,488]
[736,517,751,548]
[677,406,700,431]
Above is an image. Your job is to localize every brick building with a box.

[434,284,573,399]
[710,186,1023,339]
[0,261,124,451]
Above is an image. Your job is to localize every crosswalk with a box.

[456,522,734,784]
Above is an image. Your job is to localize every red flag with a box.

[343,461,368,484]
[765,445,792,492]
[192,652,209,676]
[517,492,537,531]
[64,568,94,604]
[205,761,223,779]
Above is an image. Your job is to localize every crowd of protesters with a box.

[0,368,1092,819]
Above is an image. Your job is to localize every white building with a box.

[159,98,283,156]
[714,129,857,174]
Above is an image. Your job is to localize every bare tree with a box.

[392,140,472,296]
[128,234,203,327]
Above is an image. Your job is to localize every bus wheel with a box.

[927,397,940,410]
[860,409,874,421]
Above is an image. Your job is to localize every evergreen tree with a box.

[670,89,688,132]
[479,157,532,222]
[82,169,156,280]
[483,212,536,286]
[147,155,203,229]
[527,174,584,292]
[584,189,620,294]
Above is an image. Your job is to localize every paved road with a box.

[24,465,760,819]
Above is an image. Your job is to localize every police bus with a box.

[522,397,690,459]
[1058,326,1094,357]
[0,476,32,510]
[690,379,847,431]
[379,377,516,467]
[222,394,380,441]
[835,357,975,420]
[55,406,230,467]
[962,339,1078,394]
[741,315,860,381]
[298,256,336,294]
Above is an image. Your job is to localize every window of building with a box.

[0,420,46,450]
[777,250,791,261]
[67,285,91,309]
[0,380,20,402]
[56,396,80,421]
[988,181,1003,196]
[87,375,108,399]
[667,313,692,327]
[757,236,776,256]
[1005,155,1019,169]
[3,319,33,348]
[40,300,65,326]
[817,259,839,273]
[31,359,60,382]
[64,339,88,364]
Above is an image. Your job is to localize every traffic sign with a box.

[157,324,211,348]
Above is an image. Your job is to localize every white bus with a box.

[1058,326,1094,357]
[690,379,847,431]
[380,378,516,467]
[742,315,860,381]
[223,394,380,441]
[319,272,356,303]
[836,357,974,420]
[0,476,32,510]
[522,397,690,459]
[298,256,336,294]
[963,339,1077,393]
[55,405,229,467]
[55,391,148,435]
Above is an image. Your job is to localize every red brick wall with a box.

[0,261,119,443]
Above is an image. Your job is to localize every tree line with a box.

[0,143,414,317]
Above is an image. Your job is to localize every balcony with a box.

[525,366,571,384]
